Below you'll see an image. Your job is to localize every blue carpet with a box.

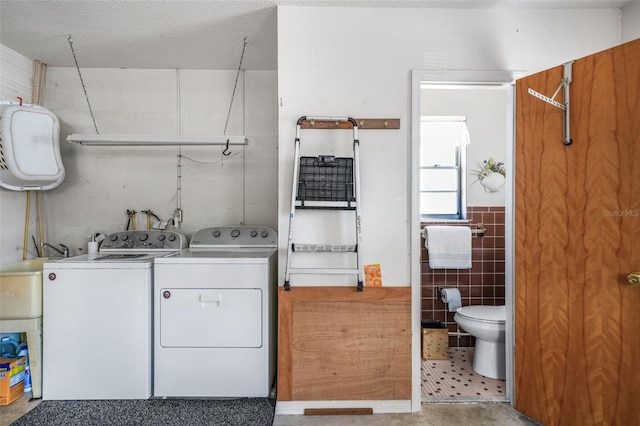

[11,398,275,426]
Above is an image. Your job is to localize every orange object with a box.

[0,356,25,406]
[364,264,382,287]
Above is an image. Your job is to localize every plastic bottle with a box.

[17,342,31,394]
[0,337,19,357]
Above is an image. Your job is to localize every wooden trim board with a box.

[304,408,373,416]
[299,118,400,129]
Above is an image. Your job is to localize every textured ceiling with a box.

[0,0,633,70]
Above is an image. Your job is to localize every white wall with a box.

[1,66,277,261]
[276,6,625,414]
[0,45,38,263]
[421,87,509,207]
[277,6,622,288]
[622,1,640,42]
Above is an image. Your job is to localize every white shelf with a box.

[66,134,248,146]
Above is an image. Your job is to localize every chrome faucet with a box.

[41,242,70,258]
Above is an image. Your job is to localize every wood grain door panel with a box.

[515,39,640,425]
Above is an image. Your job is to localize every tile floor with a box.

[422,348,507,402]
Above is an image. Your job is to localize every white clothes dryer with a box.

[42,230,186,400]
[153,226,277,398]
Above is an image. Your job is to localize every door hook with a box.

[222,139,231,156]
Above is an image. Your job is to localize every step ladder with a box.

[284,116,364,291]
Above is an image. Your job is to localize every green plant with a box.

[472,157,506,181]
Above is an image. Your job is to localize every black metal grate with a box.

[297,155,354,202]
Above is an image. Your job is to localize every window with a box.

[420,116,468,220]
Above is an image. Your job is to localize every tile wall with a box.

[421,206,505,348]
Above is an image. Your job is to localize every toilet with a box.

[454,305,506,380]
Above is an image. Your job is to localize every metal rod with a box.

[527,60,574,146]
[31,60,38,105]
[223,36,247,135]
[36,191,45,257]
[68,35,99,134]
[241,69,246,226]
[23,191,31,260]
[175,69,183,227]
[37,63,46,105]
[563,61,574,146]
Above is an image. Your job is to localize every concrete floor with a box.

[273,403,539,426]
[2,395,539,426]
[0,394,40,426]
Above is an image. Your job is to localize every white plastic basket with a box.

[0,101,64,191]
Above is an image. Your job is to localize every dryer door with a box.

[159,288,262,348]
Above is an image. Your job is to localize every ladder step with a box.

[288,268,359,275]
[295,200,356,210]
[293,244,357,252]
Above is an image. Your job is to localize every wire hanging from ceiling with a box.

[222,36,248,156]
[68,35,99,134]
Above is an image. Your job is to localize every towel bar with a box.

[471,223,486,236]
[421,223,486,239]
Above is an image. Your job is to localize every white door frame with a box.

[410,70,521,411]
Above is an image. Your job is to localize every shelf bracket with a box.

[527,60,574,146]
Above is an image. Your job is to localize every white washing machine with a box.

[42,230,186,400]
[153,226,277,398]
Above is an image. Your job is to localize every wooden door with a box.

[515,39,640,425]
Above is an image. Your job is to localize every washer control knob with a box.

[213,230,221,237]
[261,230,269,238]
[230,229,241,238]
[250,230,258,237]
[158,234,166,241]
[163,290,171,299]
[139,233,149,241]
[168,234,176,241]
[48,273,56,281]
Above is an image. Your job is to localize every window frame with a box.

[419,116,467,221]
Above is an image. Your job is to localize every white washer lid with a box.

[456,305,505,322]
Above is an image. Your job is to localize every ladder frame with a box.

[284,116,364,291]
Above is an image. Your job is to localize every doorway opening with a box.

[410,70,517,405]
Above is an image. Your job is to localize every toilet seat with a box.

[455,305,505,324]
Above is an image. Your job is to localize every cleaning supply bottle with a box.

[0,337,19,357]
[88,234,99,254]
[17,342,31,394]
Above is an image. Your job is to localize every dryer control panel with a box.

[100,231,187,252]
[190,226,277,248]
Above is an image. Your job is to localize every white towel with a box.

[425,226,472,269]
